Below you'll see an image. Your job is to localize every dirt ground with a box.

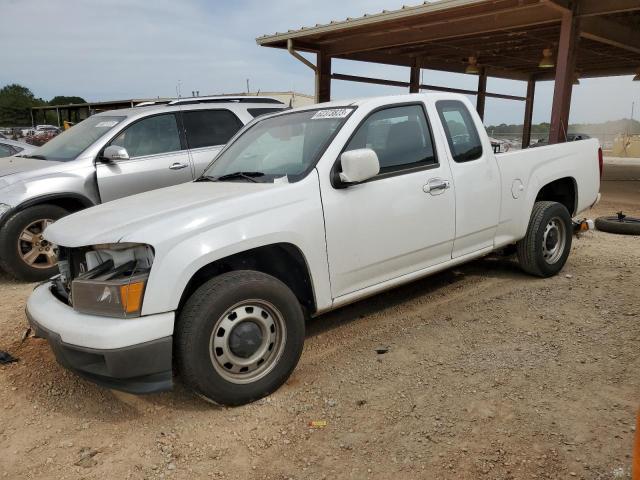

[1,158,639,480]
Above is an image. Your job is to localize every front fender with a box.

[139,173,330,316]
[142,231,326,316]
[0,166,98,227]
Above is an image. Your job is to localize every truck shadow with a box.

[306,254,525,338]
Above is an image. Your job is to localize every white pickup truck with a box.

[26,94,601,405]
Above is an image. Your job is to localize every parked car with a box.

[0,139,37,158]
[36,124,61,133]
[0,96,286,281]
[27,94,601,405]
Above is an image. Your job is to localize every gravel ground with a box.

[0,158,638,480]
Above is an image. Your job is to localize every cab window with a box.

[344,104,436,175]
[436,100,483,163]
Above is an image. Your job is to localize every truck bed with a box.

[493,138,600,248]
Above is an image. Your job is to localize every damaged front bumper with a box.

[26,282,175,394]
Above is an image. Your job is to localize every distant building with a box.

[31,91,314,126]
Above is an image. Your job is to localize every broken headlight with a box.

[70,243,154,318]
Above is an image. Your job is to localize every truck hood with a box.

[0,156,56,178]
[45,181,283,247]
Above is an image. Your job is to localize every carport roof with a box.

[257,0,640,81]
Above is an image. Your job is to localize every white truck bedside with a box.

[26,94,601,405]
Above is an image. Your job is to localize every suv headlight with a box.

[70,243,153,318]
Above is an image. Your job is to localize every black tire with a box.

[516,201,573,278]
[176,270,305,406]
[0,204,68,281]
[595,215,640,235]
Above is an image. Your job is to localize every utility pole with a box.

[246,79,250,94]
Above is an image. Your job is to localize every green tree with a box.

[0,84,44,127]
[49,95,86,105]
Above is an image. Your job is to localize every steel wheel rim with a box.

[17,218,56,269]
[542,216,566,265]
[209,299,286,384]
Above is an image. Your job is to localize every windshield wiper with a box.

[214,171,265,183]
[23,154,47,160]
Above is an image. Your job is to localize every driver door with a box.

[321,103,456,298]
[96,113,193,202]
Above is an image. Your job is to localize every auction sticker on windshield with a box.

[311,109,351,120]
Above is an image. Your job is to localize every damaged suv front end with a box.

[26,242,174,393]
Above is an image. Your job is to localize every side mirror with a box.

[338,148,380,185]
[101,145,129,162]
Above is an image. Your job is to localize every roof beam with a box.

[580,16,640,55]
[338,50,531,80]
[330,72,526,100]
[325,4,561,56]
[578,0,640,17]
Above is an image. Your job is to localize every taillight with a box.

[598,147,603,179]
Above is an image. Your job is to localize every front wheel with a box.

[176,270,305,406]
[517,201,573,278]
[0,204,68,281]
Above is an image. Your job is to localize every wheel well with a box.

[535,177,576,215]
[178,243,316,314]
[21,195,92,214]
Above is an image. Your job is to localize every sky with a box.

[1,0,640,126]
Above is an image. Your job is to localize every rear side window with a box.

[344,104,436,175]
[436,100,483,162]
[182,109,243,149]
[247,108,285,118]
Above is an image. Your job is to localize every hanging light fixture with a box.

[539,48,555,68]
[465,56,480,75]
[634,68,640,81]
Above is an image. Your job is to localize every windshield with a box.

[203,108,354,182]
[33,115,126,161]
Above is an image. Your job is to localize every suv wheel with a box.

[0,204,68,281]
[176,270,305,406]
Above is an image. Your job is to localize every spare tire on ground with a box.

[595,212,640,235]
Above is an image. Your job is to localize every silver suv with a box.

[0,96,286,281]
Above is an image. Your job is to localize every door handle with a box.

[423,178,451,195]
[169,162,188,170]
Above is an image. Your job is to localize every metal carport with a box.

[257,0,640,146]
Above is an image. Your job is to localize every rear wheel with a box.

[517,201,572,278]
[0,204,68,281]
[176,270,305,406]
